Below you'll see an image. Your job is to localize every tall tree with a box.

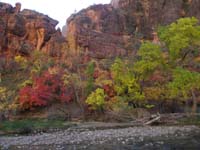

[133,42,164,80]
[85,61,95,96]
[158,17,200,63]
[168,67,200,113]
[111,58,144,107]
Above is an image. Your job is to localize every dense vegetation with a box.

[1,17,200,121]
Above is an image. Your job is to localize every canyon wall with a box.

[0,2,66,57]
[65,0,200,58]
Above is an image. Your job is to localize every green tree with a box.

[133,42,164,79]
[110,58,125,95]
[111,58,144,106]
[158,17,200,114]
[158,17,200,62]
[85,61,95,96]
[168,67,200,113]
[133,42,164,95]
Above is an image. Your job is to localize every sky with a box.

[0,0,110,28]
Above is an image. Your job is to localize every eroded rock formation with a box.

[66,4,127,58]
[0,2,66,57]
[1,0,200,59]
[65,0,200,58]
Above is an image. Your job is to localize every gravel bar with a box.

[0,125,199,150]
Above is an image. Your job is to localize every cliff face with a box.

[66,0,200,58]
[0,2,66,57]
[66,4,127,58]
[114,0,200,36]
[1,1,200,59]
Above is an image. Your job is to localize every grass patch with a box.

[0,119,75,135]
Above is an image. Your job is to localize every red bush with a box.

[103,84,115,98]
[19,71,73,110]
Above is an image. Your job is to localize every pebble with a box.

[0,125,199,149]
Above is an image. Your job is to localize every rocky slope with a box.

[0,2,66,57]
[65,0,200,58]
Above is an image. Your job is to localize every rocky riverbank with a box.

[0,125,199,150]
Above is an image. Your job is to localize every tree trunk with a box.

[191,89,197,115]
[0,112,6,121]
[185,99,190,117]
[72,84,85,120]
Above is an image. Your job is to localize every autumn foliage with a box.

[19,71,73,110]
[2,17,200,116]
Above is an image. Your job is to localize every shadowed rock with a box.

[0,2,66,56]
[65,0,200,58]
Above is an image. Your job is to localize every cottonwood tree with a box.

[158,17,200,113]
[168,67,200,113]
[158,17,200,64]
[133,42,164,93]
[111,58,144,107]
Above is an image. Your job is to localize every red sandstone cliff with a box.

[65,0,200,58]
[1,0,200,60]
[0,2,66,57]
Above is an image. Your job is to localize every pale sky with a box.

[0,0,110,28]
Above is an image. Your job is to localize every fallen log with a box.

[144,115,161,125]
